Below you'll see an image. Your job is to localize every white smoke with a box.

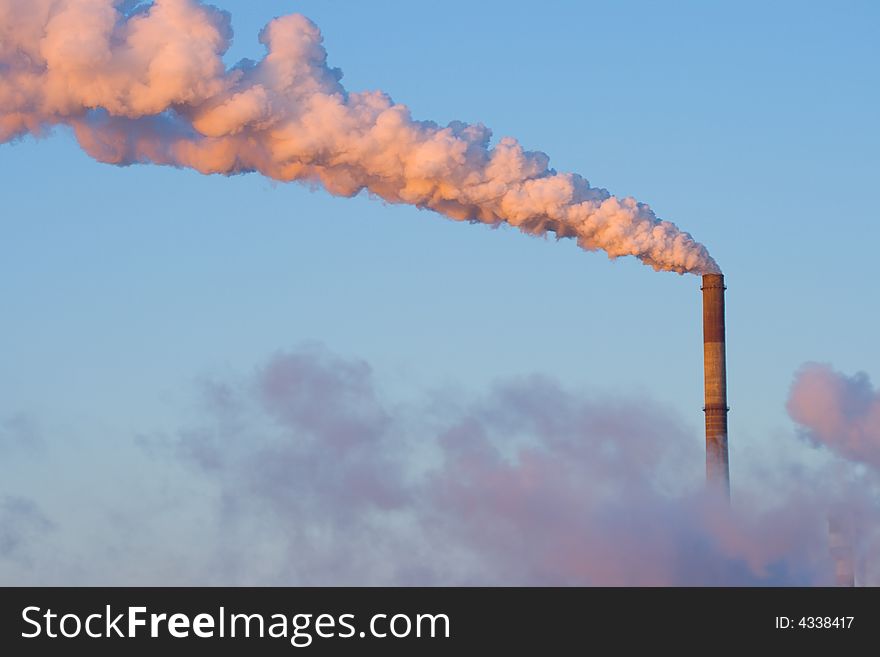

[0,0,719,274]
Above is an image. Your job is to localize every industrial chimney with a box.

[702,273,729,496]
[828,513,855,587]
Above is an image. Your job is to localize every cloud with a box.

[0,414,44,455]
[6,348,879,585]
[137,344,874,585]
[788,363,880,469]
[0,0,717,274]
[0,496,53,563]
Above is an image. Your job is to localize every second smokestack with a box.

[702,273,729,496]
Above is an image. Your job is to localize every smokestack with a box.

[828,514,855,587]
[702,273,729,496]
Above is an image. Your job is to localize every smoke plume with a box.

[788,363,880,470]
[5,346,880,585]
[0,0,718,274]
[123,346,875,586]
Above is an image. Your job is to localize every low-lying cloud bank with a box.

[3,347,879,585]
[141,346,878,585]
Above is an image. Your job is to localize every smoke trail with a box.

[0,0,719,274]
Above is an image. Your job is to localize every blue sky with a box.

[1,1,878,583]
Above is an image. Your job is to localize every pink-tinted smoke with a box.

[788,363,880,470]
[0,0,718,274]
[146,345,872,586]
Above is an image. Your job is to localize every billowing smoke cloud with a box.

[3,346,880,585]
[0,0,718,274]
[124,345,877,586]
[788,363,880,470]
